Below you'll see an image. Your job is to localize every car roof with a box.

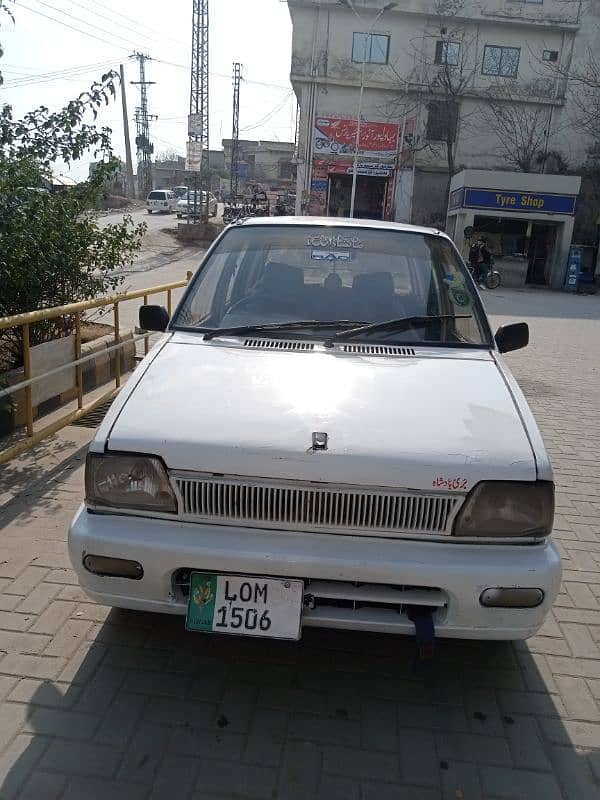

[234,216,445,237]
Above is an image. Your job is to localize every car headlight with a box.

[453,481,554,538]
[85,453,177,513]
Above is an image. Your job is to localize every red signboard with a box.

[314,117,400,157]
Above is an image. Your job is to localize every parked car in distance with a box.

[69,217,560,646]
[176,190,218,219]
[171,186,189,199]
[146,190,176,214]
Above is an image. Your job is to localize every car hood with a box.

[105,334,537,491]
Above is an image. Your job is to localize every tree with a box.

[0,1,145,368]
[156,148,182,163]
[388,0,480,204]
[480,82,555,172]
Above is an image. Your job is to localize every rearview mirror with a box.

[495,322,529,354]
[139,305,170,333]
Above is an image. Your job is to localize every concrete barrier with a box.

[1,330,136,433]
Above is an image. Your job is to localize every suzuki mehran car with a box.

[69,218,561,644]
[146,189,176,214]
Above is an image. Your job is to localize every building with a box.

[447,169,581,288]
[222,139,297,192]
[287,0,596,229]
[153,150,226,192]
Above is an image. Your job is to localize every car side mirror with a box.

[139,305,170,333]
[495,322,529,353]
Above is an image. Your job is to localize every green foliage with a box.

[0,4,146,369]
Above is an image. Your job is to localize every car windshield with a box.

[172,225,491,346]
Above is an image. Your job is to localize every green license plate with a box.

[186,572,303,640]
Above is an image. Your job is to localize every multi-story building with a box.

[287,0,596,229]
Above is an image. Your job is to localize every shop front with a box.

[307,116,414,222]
[310,159,395,220]
[447,170,581,289]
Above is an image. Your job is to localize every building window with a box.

[482,45,521,77]
[435,40,460,66]
[352,32,390,65]
[426,101,459,142]
[279,160,294,180]
[543,50,559,62]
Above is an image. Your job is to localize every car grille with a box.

[340,344,416,356]
[172,474,461,537]
[243,339,315,351]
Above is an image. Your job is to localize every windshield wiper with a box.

[202,320,367,341]
[325,315,472,346]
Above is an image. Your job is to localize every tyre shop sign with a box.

[314,117,399,157]
[457,188,577,216]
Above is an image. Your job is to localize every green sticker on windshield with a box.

[447,274,472,307]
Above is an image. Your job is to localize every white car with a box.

[146,189,176,214]
[69,218,561,645]
[176,190,217,219]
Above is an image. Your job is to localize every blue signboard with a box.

[460,188,577,216]
[311,179,328,192]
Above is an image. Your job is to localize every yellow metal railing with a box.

[0,272,193,465]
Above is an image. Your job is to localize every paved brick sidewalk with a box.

[0,288,599,799]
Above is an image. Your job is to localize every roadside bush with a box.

[0,2,145,368]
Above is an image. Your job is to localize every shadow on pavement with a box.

[0,440,89,526]
[1,610,599,799]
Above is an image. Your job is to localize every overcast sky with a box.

[1,0,294,177]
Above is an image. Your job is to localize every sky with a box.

[0,0,294,178]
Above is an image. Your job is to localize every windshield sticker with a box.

[444,274,471,307]
[305,234,364,249]
[311,250,351,262]
[432,476,468,491]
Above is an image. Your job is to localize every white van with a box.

[146,190,176,214]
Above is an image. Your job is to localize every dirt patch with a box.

[80,322,113,342]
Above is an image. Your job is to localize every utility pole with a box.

[230,62,242,198]
[189,0,209,221]
[131,52,157,199]
[119,64,135,199]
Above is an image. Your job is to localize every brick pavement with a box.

[0,287,599,799]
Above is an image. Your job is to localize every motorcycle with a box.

[467,259,501,290]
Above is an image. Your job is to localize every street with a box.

[96,206,216,331]
[0,285,599,799]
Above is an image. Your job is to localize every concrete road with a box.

[93,206,220,331]
[0,288,599,798]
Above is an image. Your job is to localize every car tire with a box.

[147,209,153,214]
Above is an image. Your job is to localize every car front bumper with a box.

[68,505,562,640]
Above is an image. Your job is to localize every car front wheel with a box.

[147,209,153,214]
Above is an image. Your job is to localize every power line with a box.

[32,0,143,51]
[17,1,130,52]
[152,57,291,91]
[241,90,294,132]
[2,60,117,89]
[63,0,187,52]
[62,0,182,51]
[83,0,187,49]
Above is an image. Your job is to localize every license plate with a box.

[186,572,303,640]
